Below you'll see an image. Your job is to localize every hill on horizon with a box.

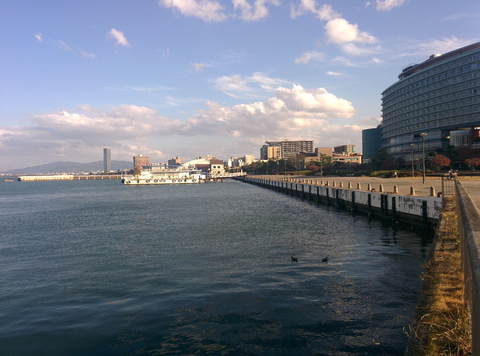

[2,160,132,175]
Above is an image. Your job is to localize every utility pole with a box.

[420,132,428,184]
[410,144,415,178]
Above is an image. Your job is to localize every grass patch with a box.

[406,197,472,355]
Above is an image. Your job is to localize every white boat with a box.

[121,169,205,185]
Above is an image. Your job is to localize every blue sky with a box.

[1,0,479,169]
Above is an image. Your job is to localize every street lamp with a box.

[419,132,428,184]
[410,143,415,178]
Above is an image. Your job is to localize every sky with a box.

[1,0,479,169]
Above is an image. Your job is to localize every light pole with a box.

[410,144,415,178]
[419,132,428,184]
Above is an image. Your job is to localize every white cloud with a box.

[108,28,130,47]
[325,18,376,45]
[375,0,405,11]
[416,36,472,56]
[326,71,342,76]
[0,85,362,168]
[57,40,73,52]
[290,1,339,20]
[291,2,378,56]
[370,57,383,64]
[34,33,43,42]
[332,56,358,67]
[340,43,379,56]
[294,51,325,64]
[233,0,279,21]
[214,72,292,98]
[395,36,474,59]
[80,51,96,59]
[160,0,227,22]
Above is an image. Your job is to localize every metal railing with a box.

[441,175,456,197]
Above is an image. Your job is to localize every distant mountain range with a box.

[2,160,132,175]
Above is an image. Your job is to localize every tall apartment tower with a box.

[103,148,112,173]
[262,140,313,160]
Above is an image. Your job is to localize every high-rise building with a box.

[133,154,150,171]
[371,42,480,159]
[103,148,111,173]
[244,154,255,165]
[261,140,313,160]
[362,127,382,162]
[260,144,283,160]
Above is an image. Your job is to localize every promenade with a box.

[253,175,456,197]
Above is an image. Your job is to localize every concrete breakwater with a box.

[237,176,444,225]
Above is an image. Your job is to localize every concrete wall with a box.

[455,181,480,356]
[241,177,443,222]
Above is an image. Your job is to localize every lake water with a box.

[0,179,431,355]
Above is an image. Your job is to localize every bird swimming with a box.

[322,256,329,263]
[291,255,298,263]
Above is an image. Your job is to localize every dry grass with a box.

[406,197,472,355]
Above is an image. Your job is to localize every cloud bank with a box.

[0,85,364,169]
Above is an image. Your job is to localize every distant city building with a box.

[362,127,382,162]
[261,140,313,160]
[332,154,362,164]
[315,147,333,156]
[210,159,225,177]
[260,144,282,160]
[364,42,480,159]
[244,154,255,165]
[334,144,355,155]
[168,156,183,168]
[103,148,111,173]
[133,154,150,171]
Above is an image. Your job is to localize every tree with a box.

[465,158,480,170]
[431,154,451,170]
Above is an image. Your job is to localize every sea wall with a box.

[455,181,480,355]
[238,176,443,225]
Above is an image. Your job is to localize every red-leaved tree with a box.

[465,158,480,169]
[431,154,451,170]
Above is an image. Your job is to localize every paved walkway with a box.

[251,175,465,197]
[458,179,480,210]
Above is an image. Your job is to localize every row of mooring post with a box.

[254,177,437,197]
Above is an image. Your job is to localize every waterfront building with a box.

[167,156,183,168]
[133,154,150,171]
[260,144,282,160]
[334,144,355,155]
[261,140,313,160]
[315,147,333,156]
[244,154,255,165]
[210,159,225,177]
[362,127,382,162]
[103,148,111,173]
[332,153,362,164]
[377,42,480,159]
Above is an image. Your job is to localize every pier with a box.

[238,175,447,225]
[18,174,122,181]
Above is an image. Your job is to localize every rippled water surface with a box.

[0,179,432,355]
